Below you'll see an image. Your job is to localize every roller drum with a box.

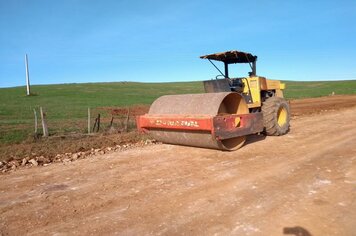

[148,92,249,151]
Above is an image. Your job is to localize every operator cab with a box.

[200,50,257,93]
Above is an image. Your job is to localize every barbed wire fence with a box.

[29,105,142,139]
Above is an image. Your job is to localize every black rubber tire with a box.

[262,97,290,136]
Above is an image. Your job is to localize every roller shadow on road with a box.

[283,226,312,236]
[244,134,266,147]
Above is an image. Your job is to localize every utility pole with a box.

[25,54,31,96]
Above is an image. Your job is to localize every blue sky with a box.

[0,0,355,88]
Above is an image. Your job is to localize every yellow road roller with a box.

[137,50,290,150]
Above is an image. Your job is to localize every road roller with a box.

[137,50,290,150]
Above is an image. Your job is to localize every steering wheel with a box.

[215,75,226,80]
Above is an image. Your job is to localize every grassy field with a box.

[1,80,355,145]
[284,80,356,99]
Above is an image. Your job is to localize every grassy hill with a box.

[1,80,355,144]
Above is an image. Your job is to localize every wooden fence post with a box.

[40,107,48,137]
[33,108,38,134]
[109,116,114,128]
[124,108,130,132]
[88,107,91,134]
[92,113,101,133]
[96,114,100,132]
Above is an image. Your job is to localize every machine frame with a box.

[137,50,291,151]
[201,50,285,109]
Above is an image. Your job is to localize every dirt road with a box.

[1,96,356,235]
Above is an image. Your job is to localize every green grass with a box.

[0,80,355,144]
[0,81,203,123]
[283,80,356,99]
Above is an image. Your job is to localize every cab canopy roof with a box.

[200,50,257,64]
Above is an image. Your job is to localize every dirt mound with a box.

[0,132,154,172]
[290,94,356,116]
[100,105,149,116]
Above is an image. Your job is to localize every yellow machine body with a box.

[242,77,285,108]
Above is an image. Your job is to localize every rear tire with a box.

[262,97,290,136]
